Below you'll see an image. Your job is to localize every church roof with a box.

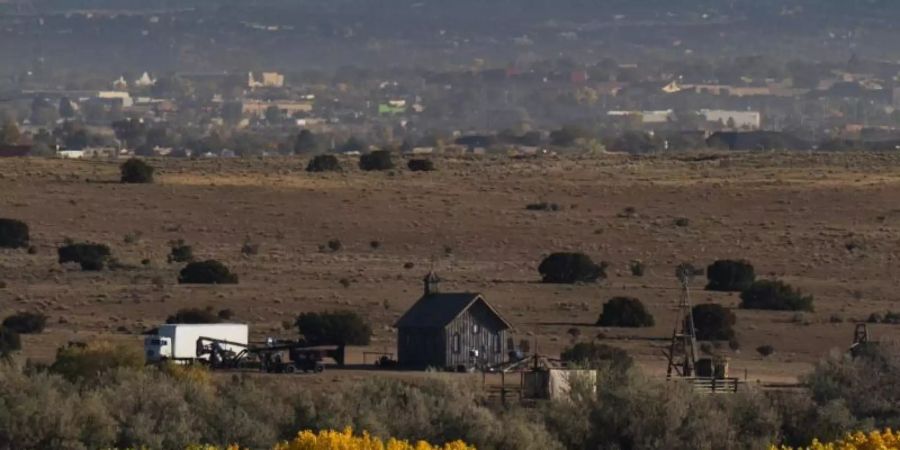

[394,293,512,330]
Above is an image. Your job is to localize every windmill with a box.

[665,263,700,378]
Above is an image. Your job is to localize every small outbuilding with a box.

[395,272,512,370]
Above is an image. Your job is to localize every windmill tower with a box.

[666,264,699,378]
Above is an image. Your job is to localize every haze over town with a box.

[2,2,900,450]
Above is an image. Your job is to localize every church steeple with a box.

[423,271,440,296]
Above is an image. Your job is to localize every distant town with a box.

[4,54,900,160]
[3,1,900,158]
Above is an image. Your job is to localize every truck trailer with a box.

[144,323,249,363]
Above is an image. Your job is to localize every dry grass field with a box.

[3,151,900,384]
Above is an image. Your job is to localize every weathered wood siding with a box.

[397,328,445,368]
[443,300,507,369]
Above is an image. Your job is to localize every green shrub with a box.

[166,307,222,324]
[526,202,561,211]
[240,238,259,256]
[706,260,756,292]
[756,345,775,357]
[629,260,646,277]
[50,341,145,382]
[0,218,29,249]
[167,239,194,263]
[770,391,858,448]
[597,297,655,327]
[407,159,435,172]
[560,342,632,371]
[740,280,813,311]
[178,260,238,284]
[120,158,155,184]
[805,342,900,427]
[0,326,20,358]
[295,311,371,346]
[359,150,394,171]
[306,154,342,172]
[538,252,608,284]
[58,242,111,271]
[692,304,736,341]
[2,312,47,334]
[881,311,900,324]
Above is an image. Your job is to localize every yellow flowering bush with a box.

[161,361,212,385]
[186,446,239,450]
[185,429,475,450]
[772,429,900,450]
[274,429,474,450]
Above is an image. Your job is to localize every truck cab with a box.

[144,336,172,362]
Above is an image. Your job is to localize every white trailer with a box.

[144,323,249,363]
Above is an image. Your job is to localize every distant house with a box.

[395,272,512,370]
[700,109,761,130]
[112,76,128,90]
[608,109,674,124]
[665,83,783,98]
[248,72,285,88]
[97,91,133,108]
[241,100,313,117]
[57,149,85,159]
[133,72,157,88]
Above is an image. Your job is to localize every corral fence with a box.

[679,376,741,394]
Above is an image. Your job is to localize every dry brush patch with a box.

[3,153,900,380]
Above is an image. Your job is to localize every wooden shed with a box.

[395,272,512,370]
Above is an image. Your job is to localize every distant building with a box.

[248,72,285,88]
[608,109,674,124]
[241,100,313,116]
[82,147,120,159]
[395,272,512,370]
[134,72,157,87]
[112,76,128,90]
[661,80,682,94]
[700,109,761,130]
[58,149,85,159]
[97,91,133,108]
[664,83,785,97]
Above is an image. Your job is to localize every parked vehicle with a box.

[198,336,343,373]
[144,323,249,363]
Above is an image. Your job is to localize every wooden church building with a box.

[395,272,512,370]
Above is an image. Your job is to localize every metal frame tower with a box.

[666,265,699,378]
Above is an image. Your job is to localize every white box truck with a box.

[144,323,249,363]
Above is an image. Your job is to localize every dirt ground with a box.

[3,151,900,384]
